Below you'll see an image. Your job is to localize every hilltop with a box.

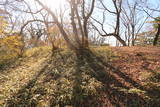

[0,46,160,107]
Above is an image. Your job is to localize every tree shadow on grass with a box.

[0,57,20,72]
[5,49,157,107]
[5,58,52,107]
[5,50,71,107]
[74,49,149,107]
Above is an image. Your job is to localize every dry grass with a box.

[0,46,160,107]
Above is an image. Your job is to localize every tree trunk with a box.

[153,24,160,46]
[132,39,135,46]
[131,25,135,46]
[83,21,89,48]
[115,35,127,46]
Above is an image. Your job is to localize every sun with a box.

[28,0,65,10]
[44,0,66,10]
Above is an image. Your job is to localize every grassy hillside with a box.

[0,46,160,107]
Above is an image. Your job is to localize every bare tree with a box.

[121,0,150,46]
[92,0,127,46]
[33,0,96,52]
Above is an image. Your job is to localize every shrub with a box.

[0,35,23,69]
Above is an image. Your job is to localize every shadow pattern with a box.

[5,49,158,107]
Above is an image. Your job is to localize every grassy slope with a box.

[0,46,160,107]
